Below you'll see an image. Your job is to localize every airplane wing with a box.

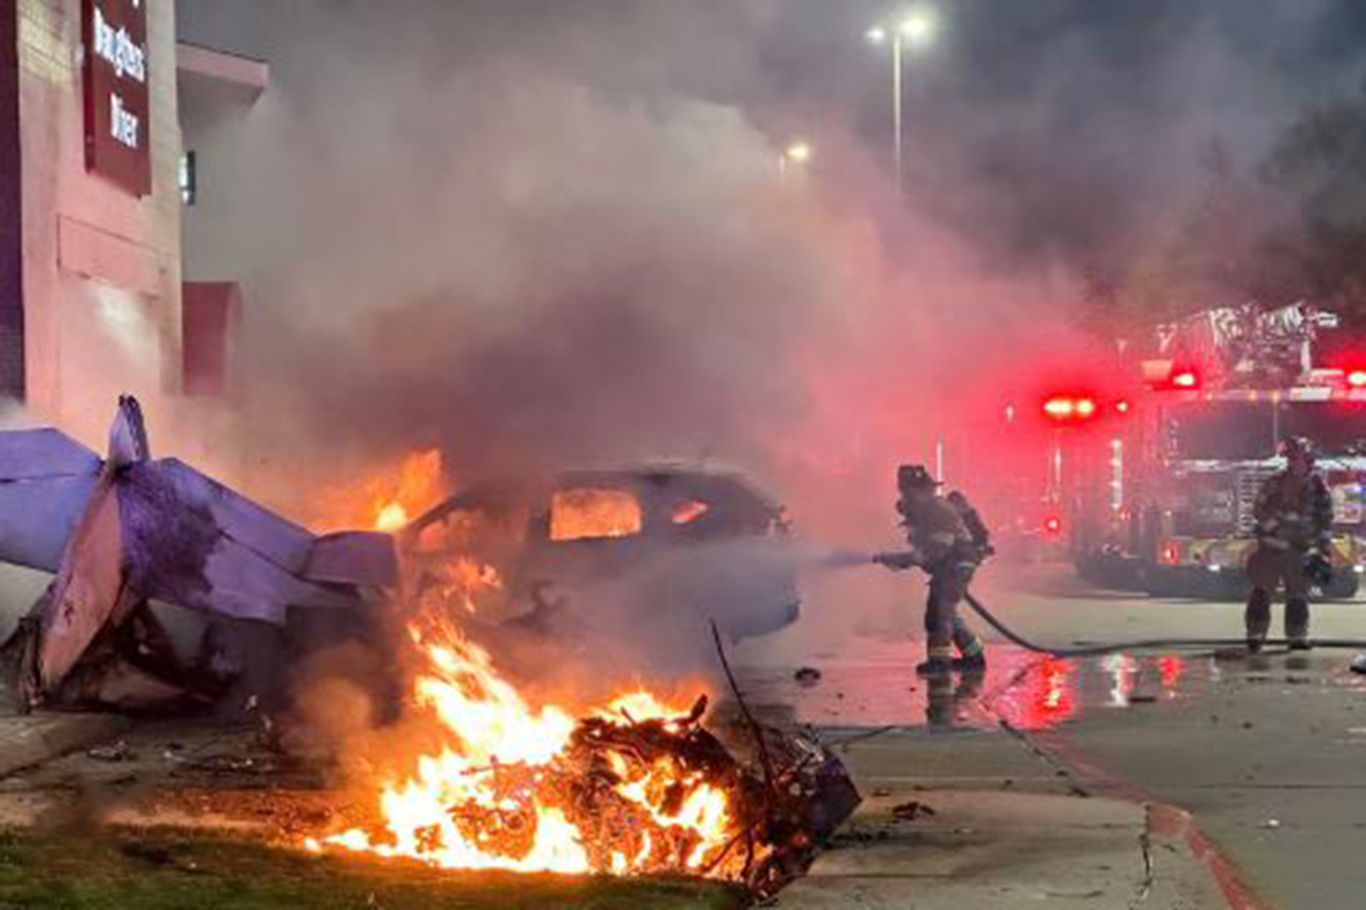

[0,429,102,573]
[118,458,397,625]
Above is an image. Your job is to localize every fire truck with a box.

[1067,302,1366,600]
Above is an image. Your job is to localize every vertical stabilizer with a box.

[107,394,151,468]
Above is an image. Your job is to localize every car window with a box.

[671,499,710,526]
[550,487,642,541]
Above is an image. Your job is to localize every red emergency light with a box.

[1042,395,1098,423]
[1043,515,1063,536]
[1114,399,1131,415]
[1348,370,1366,389]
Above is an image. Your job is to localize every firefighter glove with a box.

[1304,552,1335,588]
[874,550,921,571]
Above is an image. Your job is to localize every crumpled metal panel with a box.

[0,473,101,572]
[146,458,316,575]
[118,460,361,625]
[0,428,100,480]
[0,429,102,573]
[38,473,129,690]
[304,531,399,587]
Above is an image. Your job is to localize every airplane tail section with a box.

[107,394,151,468]
[0,395,399,711]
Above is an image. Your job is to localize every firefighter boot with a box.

[1286,597,1312,650]
[954,652,987,674]
[951,618,987,674]
[1245,587,1272,654]
[925,672,955,729]
[916,657,954,677]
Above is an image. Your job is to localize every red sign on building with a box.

[82,0,151,196]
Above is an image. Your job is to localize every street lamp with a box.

[779,141,813,180]
[866,6,939,195]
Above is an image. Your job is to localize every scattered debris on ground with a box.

[890,800,937,823]
[87,741,136,763]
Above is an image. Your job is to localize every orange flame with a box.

[312,624,738,877]
[315,449,446,533]
[419,556,504,616]
[549,488,642,541]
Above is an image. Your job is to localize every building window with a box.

[179,151,197,206]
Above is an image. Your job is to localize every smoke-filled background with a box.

[173,0,1366,653]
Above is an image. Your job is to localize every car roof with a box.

[408,465,781,531]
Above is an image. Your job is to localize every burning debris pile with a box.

[308,621,859,899]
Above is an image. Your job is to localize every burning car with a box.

[398,466,801,647]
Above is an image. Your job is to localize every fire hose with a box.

[960,589,1366,658]
[846,550,1366,659]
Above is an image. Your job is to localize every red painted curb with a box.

[1034,733,1275,910]
[1186,824,1272,910]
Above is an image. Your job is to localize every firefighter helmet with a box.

[897,464,940,490]
[1281,436,1317,465]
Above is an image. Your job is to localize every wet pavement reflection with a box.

[741,636,1366,734]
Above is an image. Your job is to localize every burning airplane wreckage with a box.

[0,396,859,899]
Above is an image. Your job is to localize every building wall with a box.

[0,0,23,397]
[15,0,182,447]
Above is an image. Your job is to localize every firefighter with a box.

[1244,436,1335,652]
[875,464,989,676]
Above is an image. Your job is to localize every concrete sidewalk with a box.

[773,726,1253,909]
[0,711,131,779]
[779,787,1223,908]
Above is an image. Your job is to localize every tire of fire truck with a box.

[1137,564,1185,598]
[1137,564,1244,600]
[1211,570,1253,602]
[1320,572,1360,601]
[1076,551,1146,591]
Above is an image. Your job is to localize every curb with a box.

[0,712,132,778]
[1029,730,1275,910]
[1145,803,1272,910]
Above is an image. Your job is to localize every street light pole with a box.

[892,31,904,196]
[867,6,938,198]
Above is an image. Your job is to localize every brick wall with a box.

[16,0,182,442]
[0,0,23,397]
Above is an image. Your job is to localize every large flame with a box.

[417,556,504,616]
[309,622,741,878]
[315,448,446,533]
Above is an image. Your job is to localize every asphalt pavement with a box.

[740,561,1366,910]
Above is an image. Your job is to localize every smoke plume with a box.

[172,1,1366,674]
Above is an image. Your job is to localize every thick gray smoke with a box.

[761,0,1366,274]
[172,1,1366,684]
[176,2,1366,494]
[183,2,850,489]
